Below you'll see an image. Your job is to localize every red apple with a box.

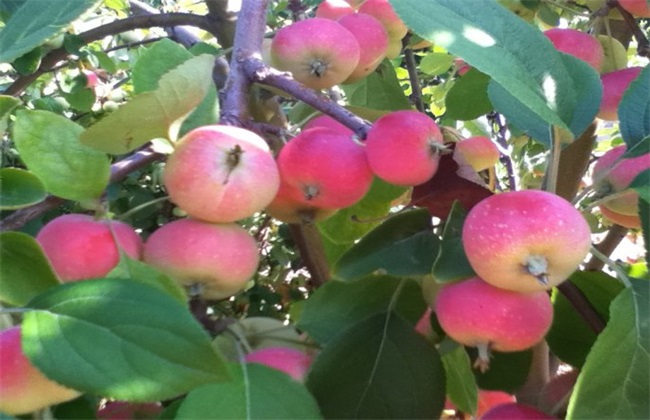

[276,127,374,209]
[597,66,643,121]
[434,277,553,372]
[315,0,355,20]
[454,136,500,172]
[365,110,444,186]
[97,401,163,419]
[454,58,471,76]
[81,70,99,89]
[476,390,518,418]
[544,28,604,71]
[0,326,80,415]
[480,403,556,419]
[618,0,650,17]
[245,347,314,382]
[271,18,360,90]
[414,307,433,337]
[358,0,408,40]
[163,125,280,223]
[599,205,641,229]
[143,218,259,300]
[462,190,591,293]
[338,13,389,83]
[36,214,143,282]
[303,114,354,135]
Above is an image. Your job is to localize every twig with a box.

[402,35,425,113]
[544,125,563,194]
[609,0,650,57]
[488,112,517,191]
[584,224,628,270]
[557,282,607,333]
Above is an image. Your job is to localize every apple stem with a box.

[525,255,549,286]
[473,343,492,373]
[223,145,244,184]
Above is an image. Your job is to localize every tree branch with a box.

[402,35,425,113]
[609,0,650,57]
[557,281,607,333]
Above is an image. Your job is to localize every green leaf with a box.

[64,88,95,113]
[11,46,41,75]
[420,52,455,75]
[546,271,624,368]
[630,169,650,205]
[179,85,220,137]
[22,278,230,401]
[619,66,650,151]
[445,68,493,120]
[640,198,650,265]
[297,276,427,345]
[0,0,99,63]
[178,363,322,419]
[466,347,533,392]
[80,54,215,154]
[306,312,446,419]
[332,209,438,281]
[12,110,110,202]
[0,232,60,306]
[132,39,193,94]
[340,60,411,111]
[106,256,187,304]
[0,168,46,210]
[567,281,649,419]
[432,202,476,283]
[623,135,650,158]
[441,344,478,415]
[0,95,21,134]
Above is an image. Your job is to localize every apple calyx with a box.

[525,255,550,286]
[310,60,329,78]
[474,342,492,373]
[224,145,245,184]
[429,140,450,157]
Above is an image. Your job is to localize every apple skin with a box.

[276,127,374,209]
[0,326,80,415]
[476,390,517,418]
[544,28,604,71]
[338,13,389,83]
[81,70,99,88]
[454,136,500,172]
[593,145,650,217]
[303,114,354,135]
[479,403,556,419]
[462,190,591,293]
[597,66,643,121]
[271,18,360,90]
[245,347,314,382]
[358,0,407,40]
[365,110,444,186]
[315,0,355,20]
[265,182,338,224]
[618,0,650,17]
[163,125,280,223]
[143,218,259,300]
[599,205,641,229]
[36,214,143,282]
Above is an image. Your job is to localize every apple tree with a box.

[0,0,648,418]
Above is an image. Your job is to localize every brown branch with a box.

[557,281,607,333]
[204,0,241,51]
[288,224,330,289]
[402,35,425,113]
[609,0,650,57]
[584,224,629,271]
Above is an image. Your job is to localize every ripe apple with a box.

[543,28,604,71]
[597,66,643,121]
[358,0,407,40]
[265,182,338,224]
[97,401,163,419]
[597,35,628,74]
[36,214,143,282]
[338,13,389,83]
[276,127,374,209]
[414,307,433,338]
[163,125,280,223]
[315,0,355,20]
[454,136,500,172]
[618,0,650,17]
[480,403,556,419]
[592,144,650,217]
[476,390,518,418]
[143,218,259,300]
[365,110,444,186]
[270,18,360,90]
[454,58,471,76]
[303,114,354,135]
[81,70,99,89]
[0,326,80,415]
[245,347,314,382]
[462,190,591,293]
[599,204,641,229]
[434,277,553,372]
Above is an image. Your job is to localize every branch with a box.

[204,0,241,50]
[609,0,650,57]
[402,35,425,113]
[557,281,607,333]
[488,112,517,191]
[584,224,629,270]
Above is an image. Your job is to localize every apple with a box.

[36,214,143,282]
[315,0,355,20]
[597,66,643,121]
[270,18,360,90]
[597,35,628,74]
[338,13,389,83]
[245,347,314,382]
[454,136,500,172]
[143,218,259,300]
[454,58,471,76]
[365,110,444,186]
[476,390,518,418]
[592,144,650,217]
[81,70,99,89]
[276,127,374,209]
[414,307,433,338]
[163,125,280,223]
[543,28,604,71]
[97,401,163,419]
[434,277,553,372]
[618,0,650,17]
[462,190,591,293]
[344,0,366,7]
[599,204,641,229]
[303,114,354,135]
[480,403,556,419]
[265,182,338,224]
[0,326,80,415]
[358,0,407,40]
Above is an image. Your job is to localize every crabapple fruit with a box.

[303,114,354,135]
[480,403,556,419]
[338,13,389,83]
[143,218,259,300]
[270,18,360,90]
[476,390,518,418]
[163,125,280,223]
[358,0,407,40]
[365,110,444,186]
[81,70,99,88]
[462,190,591,293]
[454,136,500,172]
[597,66,643,121]
[245,347,314,382]
[434,277,553,372]
[0,326,80,415]
[276,127,374,209]
[544,28,604,71]
[618,0,650,17]
[36,214,143,282]
[599,205,641,229]
[315,0,355,20]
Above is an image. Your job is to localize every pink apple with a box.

[315,0,355,20]
[599,205,641,229]
[476,391,518,418]
[454,136,500,172]
[434,277,553,372]
[618,0,650,17]
[245,347,314,382]
[0,326,80,415]
[480,403,556,419]
[81,70,99,88]
[303,114,354,135]
[276,127,374,209]
[338,13,389,83]
[143,218,259,300]
[36,214,143,282]
[414,307,433,337]
[265,182,338,224]
[462,190,591,293]
[271,18,360,90]
[97,401,163,419]
[358,0,408,40]
[163,125,280,223]
[365,110,444,186]
[597,66,643,121]
[544,28,604,71]
[454,58,471,76]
